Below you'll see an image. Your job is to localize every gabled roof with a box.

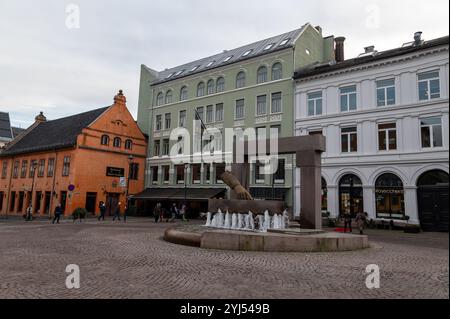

[0,107,109,157]
[0,112,13,140]
[152,25,308,85]
[294,36,449,80]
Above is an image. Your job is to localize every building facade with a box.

[0,91,147,217]
[137,23,337,214]
[294,34,449,231]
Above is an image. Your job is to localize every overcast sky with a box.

[0,0,448,128]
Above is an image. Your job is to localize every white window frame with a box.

[377,123,397,151]
[307,91,323,117]
[179,110,186,128]
[164,113,171,130]
[256,95,267,116]
[340,85,357,112]
[376,78,396,107]
[155,115,162,132]
[340,127,358,153]
[235,99,245,120]
[206,105,214,124]
[270,92,282,114]
[215,103,224,122]
[418,70,441,101]
[420,117,443,149]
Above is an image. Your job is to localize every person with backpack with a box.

[112,202,122,222]
[153,203,162,223]
[98,201,106,221]
[52,203,62,224]
[356,211,367,235]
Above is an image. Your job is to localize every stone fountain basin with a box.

[164,225,369,253]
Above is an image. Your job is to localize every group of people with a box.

[342,210,368,235]
[97,201,128,222]
[153,202,187,223]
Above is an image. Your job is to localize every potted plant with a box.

[403,215,420,233]
[72,208,88,223]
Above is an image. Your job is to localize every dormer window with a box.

[263,43,275,51]
[242,50,253,57]
[279,38,290,46]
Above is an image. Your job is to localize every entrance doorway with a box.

[375,173,405,219]
[106,193,121,216]
[44,192,51,215]
[417,170,449,232]
[339,174,363,218]
[85,192,97,214]
[35,191,42,215]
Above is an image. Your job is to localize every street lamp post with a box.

[28,160,38,221]
[125,154,134,219]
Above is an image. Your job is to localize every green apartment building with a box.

[136,23,336,216]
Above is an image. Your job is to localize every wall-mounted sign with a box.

[106,167,125,177]
[68,184,75,192]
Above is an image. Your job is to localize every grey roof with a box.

[11,127,25,138]
[152,25,307,85]
[294,36,449,79]
[0,112,12,139]
[0,107,109,156]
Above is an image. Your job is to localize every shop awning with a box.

[131,188,227,201]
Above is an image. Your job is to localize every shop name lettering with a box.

[180,303,270,316]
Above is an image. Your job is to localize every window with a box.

[176,165,185,184]
[154,140,161,157]
[179,110,186,127]
[162,165,170,183]
[47,158,55,177]
[375,173,405,219]
[125,139,133,150]
[206,61,215,67]
[20,160,28,178]
[29,160,37,178]
[256,95,267,116]
[62,156,70,176]
[207,80,215,95]
[206,105,214,123]
[113,137,121,148]
[279,39,289,46]
[235,99,245,119]
[216,77,225,93]
[254,161,265,184]
[165,90,173,104]
[2,161,7,179]
[162,139,170,156]
[174,69,184,77]
[236,72,245,88]
[378,123,397,151]
[197,82,205,97]
[38,159,45,177]
[421,117,443,148]
[166,73,174,79]
[418,70,440,100]
[151,167,159,184]
[271,92,282,113]
[257,66,268,84]
[156,92,164,106]
[190,65,200,72]
[309,130,323,136]
[215,103,224,122]
[341,127,357,153]
[101,135,110,146]
[274,159,286,183]
[180,86,188,101]
[204,163,211,183]
[377,79,396,106]
[223,56,233,63]
[215,163,225,184]
[272,62,283,81]
[129,163,139,180]
[340,86,357,112]
[13,161,19,179]
[155,115,162,131]
[164,113,171,130]
[263,43,274,51]
[242,49,252,57]
[270,125,281,138]
[196,107,204,122]
[192,164,201,184]
[308,92,322,116]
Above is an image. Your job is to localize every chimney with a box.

[35,111,47,123]
[364,45,375,53]
[114,89,127,105]
[414,31,423,46]
[315,25,322,34]
[334,37,346,63]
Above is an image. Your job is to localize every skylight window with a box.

[264,43,275,51]
[206,61,215,67]
[190,65,200,72]
[174,70,185,77]
[223,56,233,63]
[279,39,290,46]
[166,73,175,79]
[242,50,253,57]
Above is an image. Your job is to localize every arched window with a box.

[101,135,110,146]
[375,173,405,219]
[156,92,164,106]
[165,90,173,104]
[216,77,225,93]
[197,82,205,97]
[113,137,122,148]
[125,139,133,150]
[257,66,268,84]
[236,71,246,88]
[207,80,215,95]
[339,174,363,217]
[272,62,283,81]
[417,170,449,187]
[180,86,188,101]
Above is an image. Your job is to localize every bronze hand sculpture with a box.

[220,171,254,201]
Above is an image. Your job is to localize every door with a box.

[0,191,3,212]
[44,192,51,215]
[106,193,120,216]
[418,187,449,232]
[85,192,97,214]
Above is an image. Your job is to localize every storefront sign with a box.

[106,167,125,177]
[375,189,404,195]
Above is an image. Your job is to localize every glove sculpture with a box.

[220,171,254,201]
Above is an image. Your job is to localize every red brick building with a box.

[0,91,147,217]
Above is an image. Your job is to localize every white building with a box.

[293,34,449,232]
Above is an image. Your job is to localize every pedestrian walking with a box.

[153,203,162,223]
[52,203,62,224]
[112,202,122,221]
[343,210,352,233]
[169,203,178,223]
[180,204,187,222]
[25,205,33,221]
[356,211,367,235]
[123,205,128,223]
[98,201,106,221]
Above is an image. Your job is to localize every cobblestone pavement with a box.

[0,218,448,299]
